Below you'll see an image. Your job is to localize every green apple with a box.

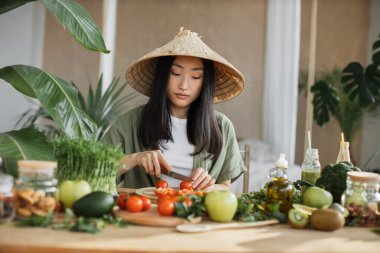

[59,180,91,208]
[303,186,333,209]
[204,190,238,222]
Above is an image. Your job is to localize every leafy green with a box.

[0,65,97,140]
[311,79,340,127]
[76,75,138,140]
[16,211,54,227]
[0,128,53,177]
[372,228,380,235]
[52,209,128,234]
[174,195,206,221]
[39,0,109,53]
[53,136,123,193]
[316,162,360,203]
[233,189,272,222]
[342,63,380,108]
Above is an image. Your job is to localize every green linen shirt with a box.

[103,105,246,188]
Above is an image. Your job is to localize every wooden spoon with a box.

[176,219,279,233]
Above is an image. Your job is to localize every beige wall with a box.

[114,0,267,139]
[43,0,103,95]
[296,0,370,167]
[42,0,372,168]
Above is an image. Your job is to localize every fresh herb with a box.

[51,209,129,234]
[372,228,380,235]
[174,194,206,221]
[70,217,106,234]
[53,136,123,193]
[234,188,299,223]
[16,211,54,227]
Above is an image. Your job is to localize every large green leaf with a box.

[76,76,138,139]
[373,34,380,68]
[0,0,36,14]
[39,0,109,53]
[0,128,53,177]
[0,65,97,139]
[311,80,340,127]
[342,62,380,107]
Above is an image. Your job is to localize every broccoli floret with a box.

[315,162,360,203]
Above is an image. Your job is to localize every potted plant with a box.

[310,34,380,165]
[0,0,130,193]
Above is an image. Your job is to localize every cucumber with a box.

[73,191,114,218]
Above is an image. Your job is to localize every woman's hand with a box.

[191,167,216,190]
[118,150,172,177]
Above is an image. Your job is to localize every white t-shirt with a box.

[160,116,194,187]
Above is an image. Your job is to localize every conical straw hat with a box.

[125,27,245,103]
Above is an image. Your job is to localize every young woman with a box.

[104,28,246,191]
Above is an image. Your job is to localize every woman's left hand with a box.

[191,167,216,190]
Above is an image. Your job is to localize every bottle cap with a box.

[276,153,288,168]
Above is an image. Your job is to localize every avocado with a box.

[73,191,114,218]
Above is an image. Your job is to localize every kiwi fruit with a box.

[311,209,345,231]
[288,208,309,229]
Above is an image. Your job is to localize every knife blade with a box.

[161,167,193,182]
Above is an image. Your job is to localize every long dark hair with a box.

[138,56,223,161]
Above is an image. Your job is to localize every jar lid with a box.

[0,173,14,193]
[347,171,380,183]
[17,160,57,172]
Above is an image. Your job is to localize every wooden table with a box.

[0,223,379,253]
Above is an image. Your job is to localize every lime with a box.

[292,204,317,216]
[303,186,333,209]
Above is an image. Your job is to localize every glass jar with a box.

[15,160,57,218]
[362,173,380,212]
[0,174,15,223]
[301,148,321,185]
[341,171,374,208]
[336,141,351,163]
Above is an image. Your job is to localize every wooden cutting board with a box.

[114,205,202,227]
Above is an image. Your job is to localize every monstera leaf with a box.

[40,0,109,53]
[311,80,340,127]
[0,128,53,177]
[373,34,380,68]
[0,65,97,140]
[0,0,36,14]
[342,62,380,107]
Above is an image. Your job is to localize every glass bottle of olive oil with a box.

[266,154,293,214]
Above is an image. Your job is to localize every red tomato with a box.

[126,195,143,212]
[155,179,168,189]
[140,196,151,211]
[180,181,193,190]
[157,194,171,205]
[157,199,175,216]
[117,193,128,210]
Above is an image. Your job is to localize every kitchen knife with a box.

[161,167,193,182]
